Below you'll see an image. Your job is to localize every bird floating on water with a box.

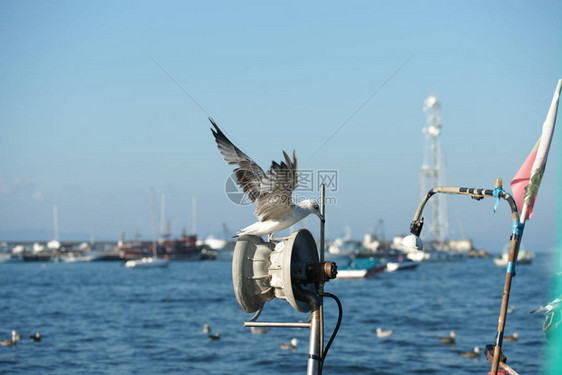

[438,330,456,344]
[279,338,299,351]
[208,333,220,341]
[12,331,22,341]
[503,332,519,342]
[459,346,480,358]
[30,333,41,342]
[376,327,393,338]
[211,118,323,239]
[250,327,269,334]
[203,324,211,334]
[0,331,17,347]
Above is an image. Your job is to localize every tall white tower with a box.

[420,95,448,244]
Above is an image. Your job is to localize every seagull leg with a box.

[268,233,290,242]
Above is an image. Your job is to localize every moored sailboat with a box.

[125,189,169,269]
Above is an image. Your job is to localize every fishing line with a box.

[307,53,415,161]
[148,55,249,154]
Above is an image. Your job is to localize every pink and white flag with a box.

[511,79,561,220]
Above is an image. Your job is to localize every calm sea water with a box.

[0,253,556,374]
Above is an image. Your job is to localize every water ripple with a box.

[0,256,553,374]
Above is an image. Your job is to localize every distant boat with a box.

[385,256,419,272]
[58,242,98,262]
[336,257,385,279]
[22,244,54,262]
[328,226,362,256]
[48,205,61,251]
[390,235,465,262]
[60,253,99,263]
[125,256,169,268]
[199,235,227,251]
[125,189,170,269]
[493,243,534,267]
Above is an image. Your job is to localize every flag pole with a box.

[490,79,562,374]
[489,198,522,374]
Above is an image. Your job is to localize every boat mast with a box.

[150,189,157,259]
[52,205,59,242]
[420,95,449,245]
[191,197,197,235]
[159,193,166,241]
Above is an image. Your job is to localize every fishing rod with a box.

[402,178,522,375]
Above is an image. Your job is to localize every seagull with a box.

[12,331,22,341]
[279,338,299,351]
[376,327,393,338]
[211,119,323,239]
[459,346,480,358]
[208,333,220,341]
[250,327,269,334]
[203,324,211,334]
[504,332,519,342]
[30,333,41,342]
[0,331,17,347]
[438,330,456,345]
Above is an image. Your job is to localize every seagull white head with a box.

[290,338,299,347]
[297,199,323,221]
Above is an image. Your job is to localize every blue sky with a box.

[0,1,560,252]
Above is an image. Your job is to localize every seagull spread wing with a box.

[256,150,298,221]
[210,118,298,221]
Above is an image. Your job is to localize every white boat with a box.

[60,253,100,263]
[200,235,227,251]
[420,249,465,262]
[48,205,61,251]
[336,258,385,279]
[493,243,534,267]
[337,268,369,279]
[58,243,97,263]
[392,235,465,262]
[328,226,362,256]
[125,189,170,269]
[400,246,465,263]
[32,242,46,253]
[385,256,419,272]
[125,256,169,268]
